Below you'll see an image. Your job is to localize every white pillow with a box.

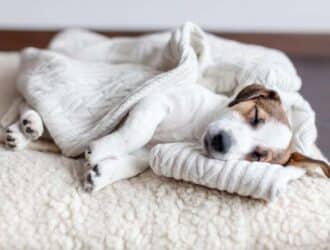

[150,142,305,201]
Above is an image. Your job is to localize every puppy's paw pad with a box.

[84,146,102,166]
[92,164,100,176]
[6,135,15,142]
[22,119,29,126]
[83,173,95,192]
[82,164,104,192]
[20,112,44,140]
[5,138,17,149]
[5,124,28,150]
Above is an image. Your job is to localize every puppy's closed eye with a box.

[248,149,269,162]
[250,106,265,127]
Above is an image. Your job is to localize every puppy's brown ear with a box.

[286,152,330,178]
[229,84,281,107]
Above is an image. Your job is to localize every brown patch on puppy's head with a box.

[229,84,281,107]
[203,83,330,178]
[230,84,292,165]
[203,84,293,165]
[229,84,289,128]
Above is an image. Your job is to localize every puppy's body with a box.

[4,84,329,192]
[82,84,228,190]
[149,84,227,145]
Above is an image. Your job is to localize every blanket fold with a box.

[17,23,205,156]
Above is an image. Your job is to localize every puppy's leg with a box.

[83,149,150,192]
[19,102,44,141]
[5,121,30,150]
[4,101,45,150]
[86,98,167,165]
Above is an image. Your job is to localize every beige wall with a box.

[0,0,329,33]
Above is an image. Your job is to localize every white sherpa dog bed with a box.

[2,23,327,202]
[0,25,330,248]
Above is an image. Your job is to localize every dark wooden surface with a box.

[0,30,330,57]
[294,57,330,158]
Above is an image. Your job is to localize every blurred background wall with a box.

[0,0,329,155]
[0,0,329,32]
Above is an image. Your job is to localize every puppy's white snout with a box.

[202,110,253,160]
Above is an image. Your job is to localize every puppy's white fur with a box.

[87,85,227,161]
[5,84,292,192]
[205,109,292,160]
[84,84,293,191]
[5,102,44,150]
[84,84,230,191]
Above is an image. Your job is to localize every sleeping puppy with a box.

[4,84,330,191]
[203,84,330,176]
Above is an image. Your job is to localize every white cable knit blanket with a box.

[6,22,325,201]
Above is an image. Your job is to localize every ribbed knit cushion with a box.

[150,143,306,201]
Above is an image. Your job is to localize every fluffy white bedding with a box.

[1,146,330,249]
[1,42,330,248]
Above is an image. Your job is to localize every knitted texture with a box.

[16,23,202,156]
[150,143,306,201]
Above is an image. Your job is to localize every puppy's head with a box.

[203,84,330,176]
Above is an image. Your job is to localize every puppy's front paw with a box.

[84,145,106,166]
[5,123,29,150]
[83,172,95,193]
[83,164,101,193]
[20,111,44,141]
[82,160,117,193]
[85,137,122,166]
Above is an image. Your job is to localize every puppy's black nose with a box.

[211,131,232,153]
